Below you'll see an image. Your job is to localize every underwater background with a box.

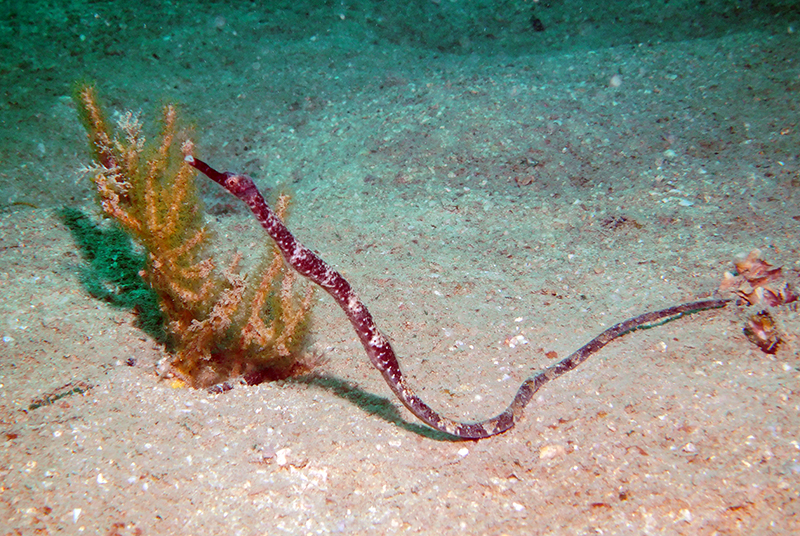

[1,1,799,533]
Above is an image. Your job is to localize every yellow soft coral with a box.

[76,85,315,387]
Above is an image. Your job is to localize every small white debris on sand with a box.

[275,448,292,467]
[539,444,567,460]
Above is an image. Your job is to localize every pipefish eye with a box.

[225,173,243,188]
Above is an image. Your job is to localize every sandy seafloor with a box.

[1,1,800,534]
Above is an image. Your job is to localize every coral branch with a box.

[188,155,731,439]
[76,89,314,387]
